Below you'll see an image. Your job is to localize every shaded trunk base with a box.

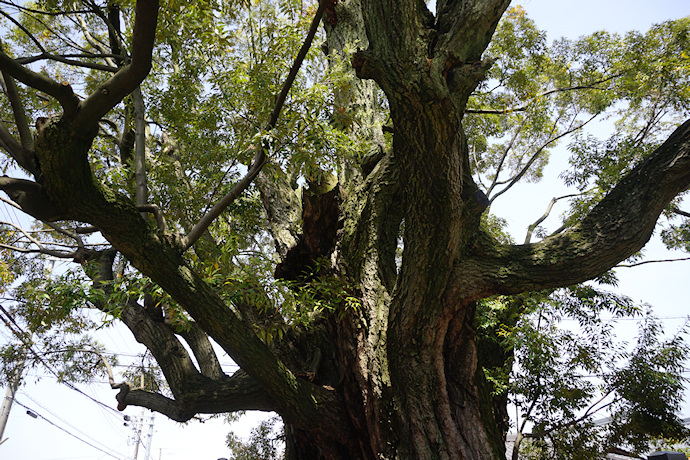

[284,424,375,460]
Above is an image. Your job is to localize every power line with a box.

[0,305,124,417]
[20,390,122,454]
[13,399,124,460]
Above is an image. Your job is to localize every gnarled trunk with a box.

[268,1,510,458]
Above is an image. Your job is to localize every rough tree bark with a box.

[0,1,689,459]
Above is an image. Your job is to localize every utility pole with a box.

[143,413,155,460]
[0,352,25,444]
[131,410,143,460]
[130,411,156,460]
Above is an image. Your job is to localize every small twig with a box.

[0,70,33,152]
[41,220,85,247]
[15,53,118,72]
[0,118,25,163]
[466,75,621,115]
[0,219,79,257]
[616,257,690,268]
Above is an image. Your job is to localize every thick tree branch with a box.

[136,204,167,233]
[115,369,277,421]
[0,49,80,115]
[54,179,346,431]
[177,322,225,380]
[78,249,231,410]
[73,0,159,129]
[132,87,148,210]
[118,299,209,403]
[0,176,66,221]
[457,119,690,298]
[435,0,511,62]
[255,169,302,258]
[0,118,26,164]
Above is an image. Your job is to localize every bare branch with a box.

[181,0,326,250]
[486,115,528,195]
[84,0,127,67]
[616,257,690,268]
[177,322,224,380]
[671,206,690,218]
[524,193,583,244]
[0,71,33,152]
[41,220,85,247]
[76,14,118,68]
[0,118,26,163]
[0,8,46,53]
[456,118,690,297]
[0,195,21,210]
[466,75,621,115]
[76,225,99,234]
[0,242,75,258]
[133,87,148,210]
[490,113,598,204]
[0,48,80,115]
[114,369,277,420]
[40,348,118,386]
[16,53,123,65]
[0,176,66,221]
[0,220,77,258]
[15,53,118,72]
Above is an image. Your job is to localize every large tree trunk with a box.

[273,2,508,458]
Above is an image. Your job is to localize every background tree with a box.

[0,1,688,459]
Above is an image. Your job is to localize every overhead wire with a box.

[12,399,124,460]
[0,304,124,417]
[20,390,121,454]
